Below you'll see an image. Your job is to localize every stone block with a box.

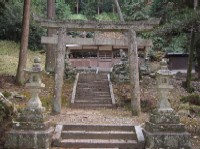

[12,120,51,130]
[144,111,191,148]
[17,110,48,123]
[4,127,54,149]
[149,113,180,124]
[143,130,191,149]
[145,122,185,133]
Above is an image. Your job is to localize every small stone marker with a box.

[5,57,54,149]
[143,59,191,149]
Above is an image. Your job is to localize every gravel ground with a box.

[50,107,148,126]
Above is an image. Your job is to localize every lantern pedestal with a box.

[5,58,53,149]
[143,111,191,149]
[143,59,191,149]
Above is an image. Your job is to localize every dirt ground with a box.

[0,73,200,148]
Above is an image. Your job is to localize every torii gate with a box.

[34,16,160,115]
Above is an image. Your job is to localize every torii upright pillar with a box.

[128,29,141,116]
[53,28,66,114]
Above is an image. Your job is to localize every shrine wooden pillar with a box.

[53,28,66,114]
[128,29,141,116]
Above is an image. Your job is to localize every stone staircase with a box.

[52,124,145,149]
[71,73,114,108]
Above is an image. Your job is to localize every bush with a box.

[0,102,6,123]
[56,2,72,19]
[2,91,11,98]
[95,12,119,21]
[141,98,157,112]
[0,1,46,51]
[69,14,87,20]
[180,94,200,106]
[189,105,200,116]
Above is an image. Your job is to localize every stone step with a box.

[75,96,111,99]
[77,86,109,89]
[58,139,140,149]
[77,89,110,91]
[52,125,145,149]
[61,130,136,140]
[71,103,114,108]
[93,91,111,94]
[76,93,110,96]
[78,82,108,85]
[72,73,114,109]
[62,124,135,132]
[75,98,111,101]
[77,86,109,88]
[75,98,112,101]
[93,97,111,100]
[74,100,112,104]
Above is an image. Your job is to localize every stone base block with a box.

[143,130,191,149]
[149,113,180,124]
[17,108,48,123]
[4,127,54,149]
[145,122,185,132]
[12,120,51,130]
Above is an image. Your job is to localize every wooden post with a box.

[128,29,141,116]
[53,28,66,114]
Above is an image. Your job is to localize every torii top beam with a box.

[34,15,160,32]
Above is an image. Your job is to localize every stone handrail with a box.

[107,74,115,105]
[71,73,79,104]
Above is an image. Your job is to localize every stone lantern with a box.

[25,57,45,110]
[5,57,53,149]
[143,59,191,149]
[156,59,174,112]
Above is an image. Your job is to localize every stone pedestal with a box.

[143,59,191,149]
[4,58,54,149]
[5,108,53,149]
[143,111,191,149]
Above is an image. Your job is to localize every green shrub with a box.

[56,2,72,19]
[141,98,157,112]
[180,94,200,106]
[189,105,200,116]
[95,13,119,21]
[69,14,87,20]
[0,102,6,123]
[2,91,11,98]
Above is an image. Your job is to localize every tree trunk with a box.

[16,0,31,85]
[186,29,195,92]
[98,0,100,15]
[196,45,200,79]
[128,29,141,116]
[46,0,56,72]
[113,0,125,22]
[185,0,198,91]
[194,0,198,10]
[102,0,104,12]
[112,4,115,14]
[53,28,66,114]
[77,1,79,14]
